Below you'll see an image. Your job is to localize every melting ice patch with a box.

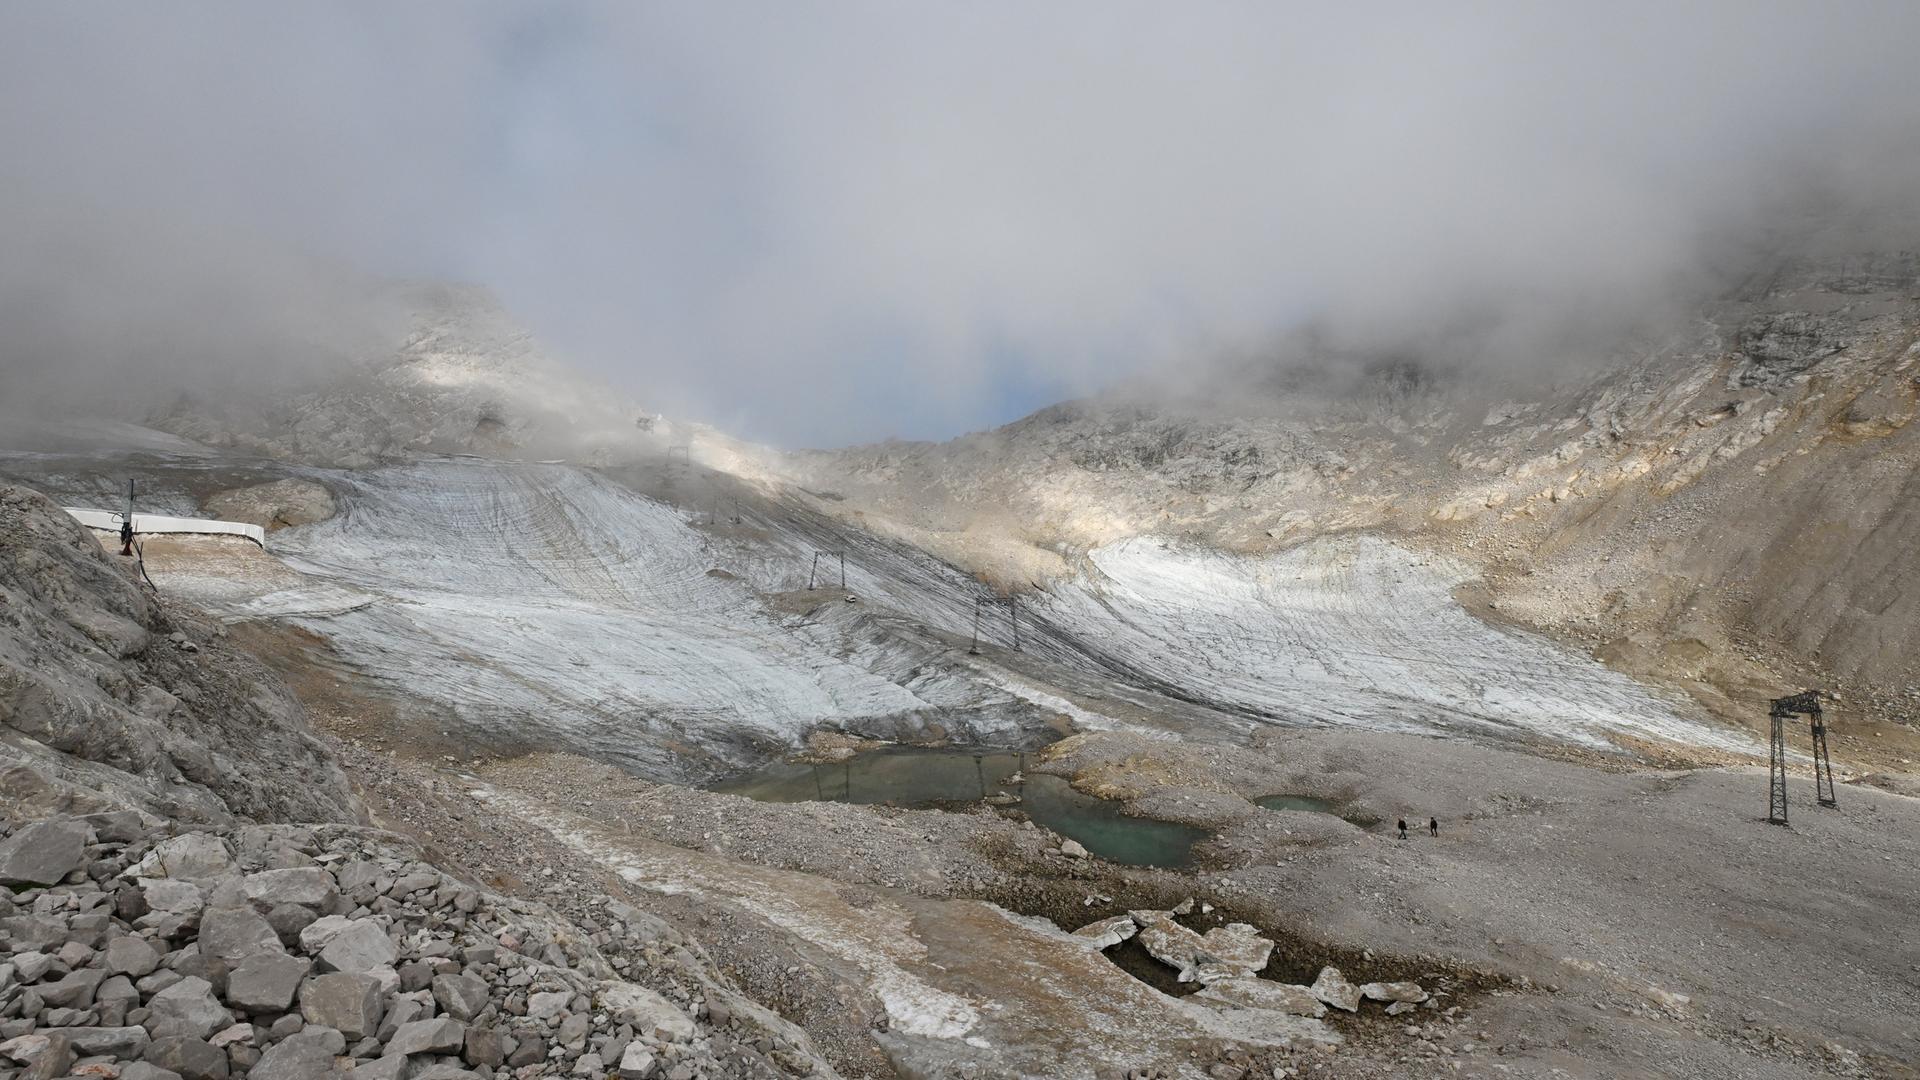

[1033,535,1753,751]
[267,462,933,769]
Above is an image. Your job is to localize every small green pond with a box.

[714,748,1207,868]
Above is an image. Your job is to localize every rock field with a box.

[0,814,837,1080]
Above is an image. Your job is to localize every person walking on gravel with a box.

[1397,818,1408,839]
[1429,817,1439,837]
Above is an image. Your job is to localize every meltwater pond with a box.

[715,748,1206,868]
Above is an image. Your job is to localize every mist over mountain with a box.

[5,3,1920,444]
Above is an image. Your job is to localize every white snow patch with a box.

[266,462,936,766]
[1035,534,1753,752]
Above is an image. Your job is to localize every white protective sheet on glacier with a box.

[1033,535,1752,751]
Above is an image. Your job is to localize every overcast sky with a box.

[3,3,1919,446]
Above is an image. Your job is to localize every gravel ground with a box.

[237,600,1920,1079]
[1042,728,1920,1079]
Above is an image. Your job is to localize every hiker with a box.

[1429,817,1439,837]
[119,518,134,557]
[1397,818,1408,839]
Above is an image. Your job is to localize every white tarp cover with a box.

[64,508,266,548]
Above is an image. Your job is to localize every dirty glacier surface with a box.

[148,455,1749,777]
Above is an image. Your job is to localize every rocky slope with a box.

[0,486,354,824]
[0,488,847,1080]
[770,251,1920,737]
[0,817,836,1080]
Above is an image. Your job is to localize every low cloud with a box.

[4,3,1918,445]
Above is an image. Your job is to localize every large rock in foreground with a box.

[0,818,89,886]
[0,484,356,825]
[0,815,842,1080]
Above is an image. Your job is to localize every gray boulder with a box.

[198,906,285,968]
[385,1019,465,1057]
[349,1055,412,1080]
[151,835,237,884]
[396,961,435,993]
[107,936,164,977]
[461,1027,505,1068]
[144,1036,230,1080]
[1069,915,1137,949]
[297,914,353,954]
[429,974,488,1022]
[617,1042,656,1080]
[334,863,385,896]
[145,977,235,1040]
[249,1028,342,1080]
[64,1025,152,1057]
[1191,978,1327,1018]
[266,902,321,943]
[1359,980,1428,1004]
[37,967,107,1008]
[0,819,89,886]
[300,973,385,1040]
[505,1039,545,1068]
[596,983,693,1041]
[526,991,570,1022]
[375,997,423,1043]
[121,1063,185,1080]
[11,951,55,982]
[4,916,65,952]
[1308,965,1361,1013]
[80,810,147,844]
[316,920,397,974]
[15,1031,72,1080]
[227,952,313,1013]
[390,870,439,897]
[139,879,206,917]
[96,975,141,1024]
[243,869,339,910]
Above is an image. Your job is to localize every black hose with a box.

[133,537,157,591]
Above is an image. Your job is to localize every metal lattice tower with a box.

[1767,711,1790,826]
[807,551,845,591]
[1766,689,1837,825]
[970,596,1020,654]
[1810,714,1838,808]
[661,445,692,506]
